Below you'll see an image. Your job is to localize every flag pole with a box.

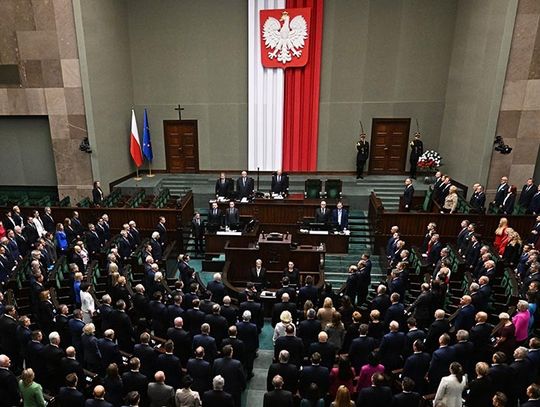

[134,167,142,181]
[147,161,155,177]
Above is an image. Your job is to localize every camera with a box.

[494,135,512,155]
[79,137,92,154]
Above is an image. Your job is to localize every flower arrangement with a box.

[417,150,442,169]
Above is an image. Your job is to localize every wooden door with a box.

[163,120,199,173]
[368,118,410,174]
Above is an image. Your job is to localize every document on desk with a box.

[216,231,242,236]
[309,230,329,235]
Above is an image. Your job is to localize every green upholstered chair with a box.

[324,179,343,199]
[304,179,323,199]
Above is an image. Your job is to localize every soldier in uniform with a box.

[409,132,424,179]
[356,133,369,179]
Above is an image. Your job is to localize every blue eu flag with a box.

[142,108,153,161]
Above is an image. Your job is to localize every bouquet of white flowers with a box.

[417,150,442,169]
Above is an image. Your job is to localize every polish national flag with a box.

[130,109,143,167]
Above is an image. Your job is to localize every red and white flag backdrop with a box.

[248,0,324,172]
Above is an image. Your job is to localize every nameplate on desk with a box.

[309,230,329,235]
[260,291,276,298]
[216,231,242,236]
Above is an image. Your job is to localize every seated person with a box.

[271,170,289,195]
[314,201,331,224]
[236,170,255,199]
[331,201,349,231]
[251,259,267,288]
[215,172,234,198]
[224,201,240,230]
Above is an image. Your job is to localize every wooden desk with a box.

[212,194,348,229]
[295,231,349,254]
[205,221,260,254]
[223,234,325,289]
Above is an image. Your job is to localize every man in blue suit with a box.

[348,324,377,374]
[85,385,113,407]
[379,320,406,371]
[298,352,329,397]
[192,323,217,362]
[187,346,212,395]
[452,295,476,331]
[331,201,349,231]
[156,340,183,390]
[386,226,399,259]
[403,340,431,394]
[97,329,122,372]
[427,333,456,391]
[56,373,85,407]
[212,345,246,407]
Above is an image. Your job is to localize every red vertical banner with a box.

[282,0,324,172]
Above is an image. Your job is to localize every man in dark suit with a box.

[452,330,475,378]
[331,201,349,230]
[452,295,476,331]
[236,311,259,379]
[192,324,218,363]
[0,305,19,370]
[314,201,331,224]
[212,345,246,407]
[470,184,486,213]
[297,308,321,353]
[469,311,494,363]
[109,300,135,352]
[267,350,299,394]
[510,346,535,404]
[356,372,393,407]
[97,330,122,373]
[187,346,212,395]
[427,333,456,390]
[402,178,414,211]
[403,340,431,395]
[379,320,406,371]
[393,376,422,407]
[0,354,21,407]
[202,375,235,407]
[60,346,85,385]
[271,170,289,195]
[204,304,228,348]
[42,207,56,234]
[263,374,294,407]
[221,326,246,366]
[41,331,66,392]
[191,212,205,257]
[298,352,329,397]
[208,202,223,230]
[348,324,377,374]
[425,234,442,267]
[149,232,163,261]
[85,387,114,407]
[406,283,433,329]
[207,273,226,305]
[522,384,540,407]
[409,132,423,179]
[298,275,319,306]
[274,324,303,368]
[250,259,267,288]
[492,176,510,208]
[384,293,406,329]
[425,309,450,353]
[221,296,238,327]
[236,171,254,199]
[520,178,537,211]
[156,216,167,246]
[156,340,183,389]
[56,373,85,407]
[308,332,336,371]
[85,224,101,258]
[356,133,369,179]
[167,317,191,366]
[530,186,540,215]
[224,201,240,229]
[215,172,234,198]
[121,357,148,404]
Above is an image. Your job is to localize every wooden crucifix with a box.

[174,104,185,120]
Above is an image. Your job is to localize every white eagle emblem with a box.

[262,11,308,64]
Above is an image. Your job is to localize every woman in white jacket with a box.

[80,282,95,323]
[434,362,467,407]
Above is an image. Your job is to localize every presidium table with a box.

[222,232,326,295]
[205,193,350,255]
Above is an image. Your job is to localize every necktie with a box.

[214,209,217,215]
